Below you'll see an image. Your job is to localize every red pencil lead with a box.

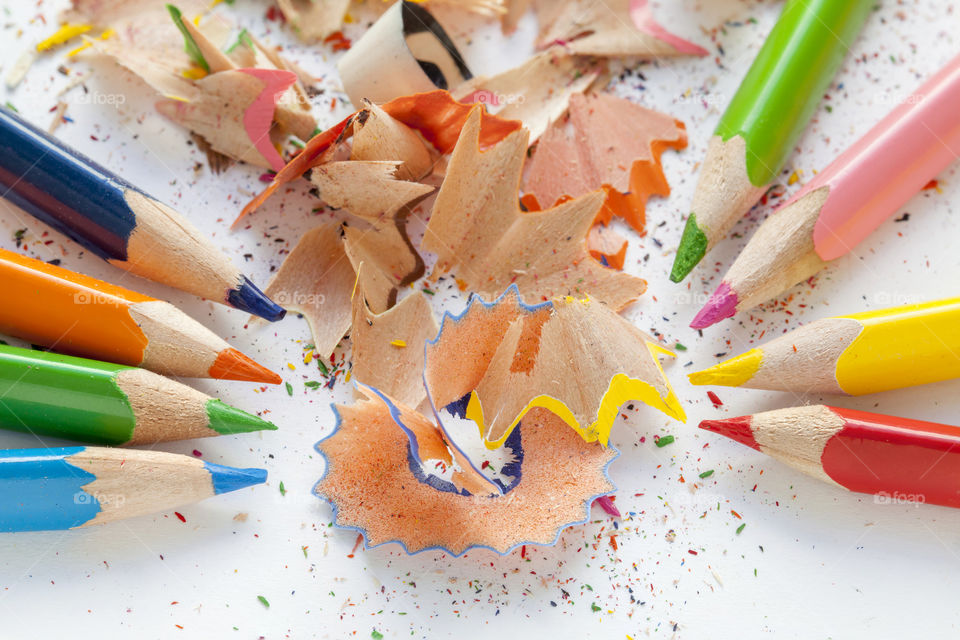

[698,416,760,451]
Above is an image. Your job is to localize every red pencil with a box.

[700,405,960,509]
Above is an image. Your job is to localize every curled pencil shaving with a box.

[454,47,600,142]
[257,161,430,354]
[84,6,315,169]
[258,223,355,359]
[525,92,688,235]
[312,159,433,312]
[315,393,617,555]
[351,101,435,181]
[423,288,685,449]
[276,0,505,43]
[350,278,439,409]
[422,106,647,310]
[357,385,497,497]
[276,0,351,42]
[534,0,708,58]
[234,90,521,227]
[157,68,298,171]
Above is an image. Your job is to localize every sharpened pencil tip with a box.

[229,275,286,322]
[698,416,760,451]
[204,461,268,495]
[670,214,707,282]
[688,348,763,388]
[210,348,282,384]
[205,399,278,435]
[690,281,738,329]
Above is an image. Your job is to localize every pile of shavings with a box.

[314,287,685,555]
[235,83,693,554]
[63,0,317,171]
[32,0,705,556]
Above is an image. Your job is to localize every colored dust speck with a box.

[699,470,714,479]
[707,391,723,407]
[257,595,270,608]
[655,435,675,448]
[279,482,286,496]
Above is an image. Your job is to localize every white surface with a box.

[1,1,959,638]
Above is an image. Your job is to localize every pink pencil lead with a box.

[690,281,738,329]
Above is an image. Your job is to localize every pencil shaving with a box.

[315,393,616,555]
[525,92,687,234]
[423,288,686,449]
[423,107,646,310]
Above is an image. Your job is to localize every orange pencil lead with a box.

[210,348,282,385]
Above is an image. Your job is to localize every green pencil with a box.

[0,344,276,445]
[670,0,874,282]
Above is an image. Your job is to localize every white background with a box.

[1,0,959,637]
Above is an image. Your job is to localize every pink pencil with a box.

[691,52,960,329]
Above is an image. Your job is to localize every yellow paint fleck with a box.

[287,363,296,370]
[182,66,208,80]
[66,41,92,57]
[390,340,407,348]
[37,24,92,52]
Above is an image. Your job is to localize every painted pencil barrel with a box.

[0,106,139,262]
[0,446,267,532]
[833,298,960,395]
[715,0,875,186]
[809,52,960,260]
[0,247,152,365]
[0,344,276,445]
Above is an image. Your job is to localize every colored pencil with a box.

[0,446,266,532]
[0,344,276,445]
[0,248,281,383]
[670,0,873,282]
[689,297,960,396]
[700,405,960,509]
[0,106,284,322]
[692,53,960,329]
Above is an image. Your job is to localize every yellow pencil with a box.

[689,297,960,395]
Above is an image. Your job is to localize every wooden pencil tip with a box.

[690,281,738,329]
[698,416,760,451]
[210,348,282,384]
[688,348,763,388]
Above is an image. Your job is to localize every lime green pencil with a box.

[0,344,276,445]
[670,0,874,282]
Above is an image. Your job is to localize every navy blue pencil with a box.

[0,107,285,321]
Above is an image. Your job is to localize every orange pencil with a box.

[0,248,281,384]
